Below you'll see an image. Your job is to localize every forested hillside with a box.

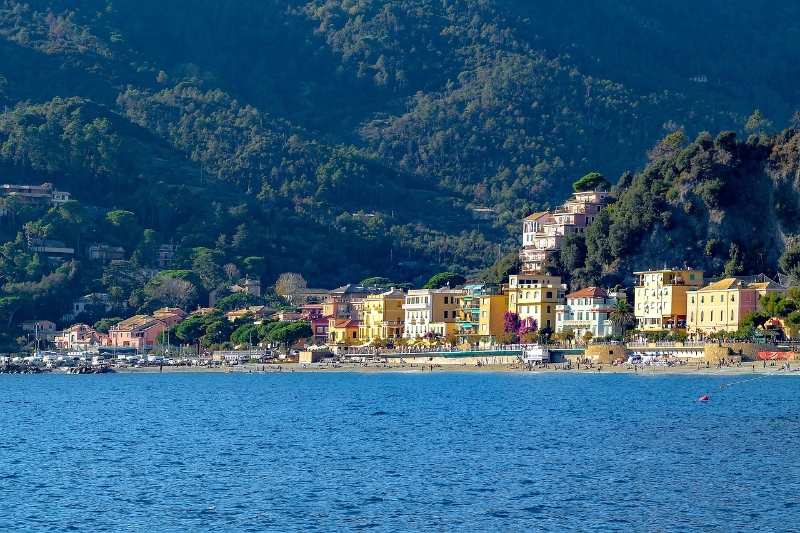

[0,0,797,344]
[546,129,800,289]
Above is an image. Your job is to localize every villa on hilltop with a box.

[520,190,611,273]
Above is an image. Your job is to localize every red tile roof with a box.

[566,287,608,298]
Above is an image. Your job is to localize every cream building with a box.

[633,269,704,331]
[686,277,787,336]
[403,288,462,340]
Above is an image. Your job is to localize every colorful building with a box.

[358,288,406,342]
[555,287,627,339]
[520,191,611,273]
[633,269,704,331]
[507,274,565,330]
[109,315,167,350]
[455,284,508,342]
[686,277,787,336]
[327,318,361,343]
[402,288,462,340]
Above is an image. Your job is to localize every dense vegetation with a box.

[0,0,797,349]
[545,129,800,289]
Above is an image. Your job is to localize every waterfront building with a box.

[455,283,507,342]
[686,276,787,336]
[358,288,406,342]
[109,315,167,350]
[327,318,361,343]
[507,274,565,330]
[54,324,102,351]
[555,287,627,339]
[402,288,462,340]
[633,268,704,331]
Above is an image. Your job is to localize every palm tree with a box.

[609,300,636,339]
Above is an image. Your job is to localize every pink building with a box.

[520,191,611,273]
[153,307,188,327]
[55,324,101,351]
[109,315,167,350]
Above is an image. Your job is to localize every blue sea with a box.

[1,371,798,532]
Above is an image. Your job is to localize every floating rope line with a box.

[699,374,771,401]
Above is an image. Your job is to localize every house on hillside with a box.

[27,238,74,263]
[86,243,126,263]
[20,319,58,342]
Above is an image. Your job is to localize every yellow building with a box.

[403,288,462,340]
[327,318,360,343]
[507,274,565,330]
[633,269,704,331]
[358,289,406,342]
[455,283,508,341]
[686,277,787,336]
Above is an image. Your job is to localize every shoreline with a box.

[114,361,799,375]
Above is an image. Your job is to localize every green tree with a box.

[267,321,312,348]
[608,300,636,337]
[573,172,611,192]
[93,317,123,334]
[423,272,466,289]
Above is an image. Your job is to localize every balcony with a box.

[563,320,592,327]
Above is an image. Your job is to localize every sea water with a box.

[0,371,798,532]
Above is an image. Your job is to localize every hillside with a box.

[549,129,800,289]
[0,0,797,342]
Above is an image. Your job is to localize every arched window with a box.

[690,312,694,322]
[525,291,530,298]
[731,294,735,302]
[731,310,735,321]
[700,311,704,322]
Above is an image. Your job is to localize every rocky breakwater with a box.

[0,363,44,374]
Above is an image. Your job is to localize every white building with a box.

[555,287,626,339]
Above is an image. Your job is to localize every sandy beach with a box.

[118,360,798,375]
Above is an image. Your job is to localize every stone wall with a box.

[584,344,627,363]
[387,354,519,366]
[703,342,787,362]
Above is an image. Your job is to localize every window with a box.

[443,311,448,319]
[511,294,515,303]
[711,295,714,303]
[534,291,539,298]
[690,274,696,280]
[731,310,735,321]
[700,311,704,322]
[691,296,695,303]
[482,311,487,318]
[481,324,487,331]
[731,294,735,302]
[547,306,551,313]
[443,297,448,304]
[710,311,713,321]
[525,291,531,298]
[546,291,553,298]
[690,312,694,322]
[701,296,705,303]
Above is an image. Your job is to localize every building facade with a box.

[555,287,626,339]
[520,191,611,273]
[633,269,704,331]
[402,288,462,340]
[358,289,406,342]
[686,277,787,336]
[507,274,565,331]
